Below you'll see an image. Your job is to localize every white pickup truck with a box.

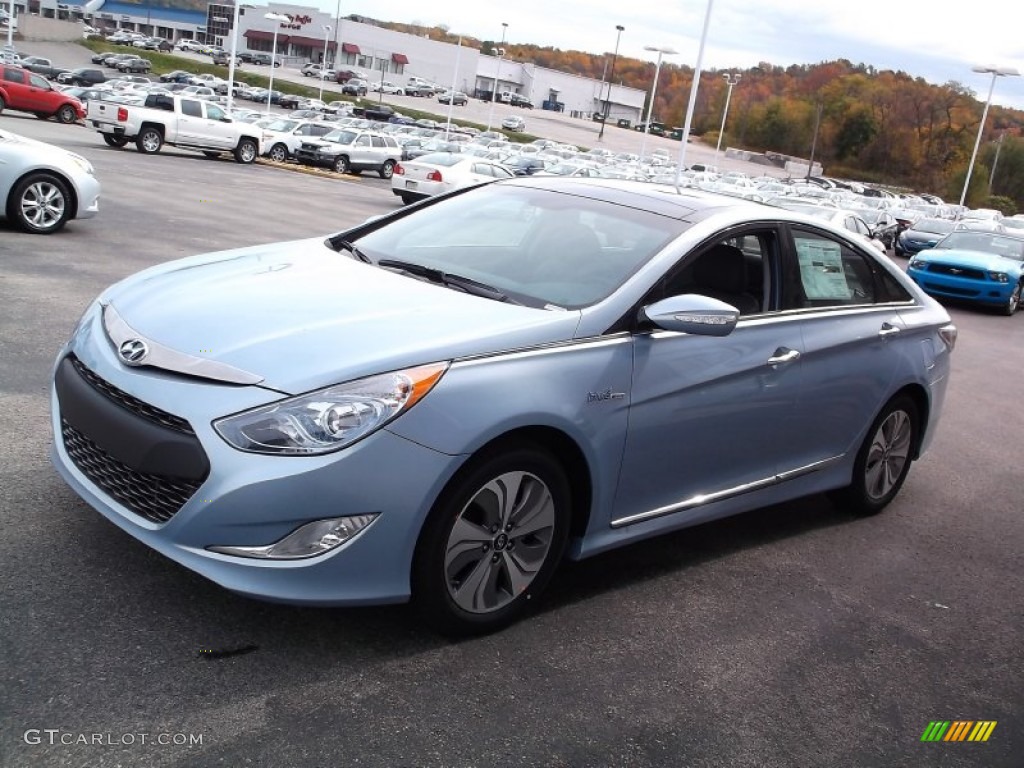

[87,93,261,163]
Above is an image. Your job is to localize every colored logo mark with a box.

[921,721,997,742]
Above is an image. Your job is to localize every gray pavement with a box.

[0,113,1021,768]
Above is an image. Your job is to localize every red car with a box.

[0,65,85,123]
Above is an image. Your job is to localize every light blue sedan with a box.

[50,178,956,635]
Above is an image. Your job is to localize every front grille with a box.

[61,419,202,523]
[68,355,193,434]
[927,264,985,280]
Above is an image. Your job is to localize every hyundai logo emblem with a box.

[118,339,149,365]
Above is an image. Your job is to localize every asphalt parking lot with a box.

[1,115,1021,768]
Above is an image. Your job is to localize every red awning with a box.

[243,30,290,44]
[391,53,409,65]
[287,35,336,50]
[341,42,360,54]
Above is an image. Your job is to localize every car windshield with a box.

[913,218,955,235]
[324,130,357,144]
[351,184,686,309]
[934,232,1024,260]
[266,119,298,132]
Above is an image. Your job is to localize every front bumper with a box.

[907,267,1015,306]
[48,306,461,606]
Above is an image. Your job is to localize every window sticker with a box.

[795,237,852,299]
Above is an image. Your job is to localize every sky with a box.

[293,0,1024,109]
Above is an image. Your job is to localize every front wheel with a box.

[202,151,221,158]
[332,155,350,174]
[7,173,72,234]
[830,395,919,516]
[379,160,395,179]
[411,445,571,636]
[56,104,79,124]
[1001,282,1021,316]
[135,127,163,154]
[234,138,257,164]
[267,143,288,162]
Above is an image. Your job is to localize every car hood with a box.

[920,248,1024,272]
[102,238,581,394]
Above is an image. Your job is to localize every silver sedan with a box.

[0,128,101,234]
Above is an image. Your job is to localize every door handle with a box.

[878,322,902,339]
[767,347,801,366]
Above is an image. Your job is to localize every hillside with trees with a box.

[362,17,1024,208]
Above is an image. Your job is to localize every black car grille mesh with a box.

[61,419,202,524]
[68,355,194,434]
[927,264,986,280]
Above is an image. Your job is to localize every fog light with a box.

[208,514,379,560]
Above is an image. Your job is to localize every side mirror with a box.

[220,116,232,122]
[640,294,739,337]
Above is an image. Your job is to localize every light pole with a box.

[597,24,625,142]
[445,33,464,141]
[485,22,508,132]
[318,25,331,102]
[638,45,676,161]
[264,12,291,116]
[5,0,14,49]
[714,73,741,160]
[988,131,1005,195]
[960,66,1020,208]
[676,0,715,185]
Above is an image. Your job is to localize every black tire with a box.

[1000,282,1021,316]
[233,138,257,164]
[332,155,350,174]
[268,143,288,162]
[136,126,163,154]
[400,193,415,205]
[56,104,78,124]
[102,134,129,148]
[830,395,919,516]
[0,94,6,114]
[411,444,571,637]
[379,160,395,179]
[202,151,221,159]
[7,173,73,235]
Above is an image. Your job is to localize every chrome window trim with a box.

[102,303,264,385]
[611,454,844,528]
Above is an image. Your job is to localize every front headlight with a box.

[69,153,94,176]
[214,363,448,455]
[988,272,1009,283]
[909,258,925,269]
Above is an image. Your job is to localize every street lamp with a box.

[445,33,465,141]
[714,73,741,160]
[675,0,715,185]
[638,45,676,160]
[485,22,508,132]
[5,0,15,49]
[597,24,625,142]
[318,24,331,102]
[959,65,1020,208]
[264,12,291,116]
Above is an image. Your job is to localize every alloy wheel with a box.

[443,471,556,614]
[19,180,66,232]
[864,409,913,501]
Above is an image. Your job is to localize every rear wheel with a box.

[56,105,78,124]
[400,193,416,205]
[0,95,6,113]
[136,127,163,154]
[411,445,570,636]
[35,112,50,120]
[233,138,257,164]
[102,134,129,148]
[830,395,919,516]
[379,160,395,179]
[267,143,288,162]
[7,173,72,234]
[1001,282,1021,316]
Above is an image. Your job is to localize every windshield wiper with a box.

[333,239,372,263]
[377,258,520,304]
